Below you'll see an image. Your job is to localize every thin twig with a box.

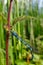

[6,0,13,65]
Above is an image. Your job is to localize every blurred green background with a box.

[0,0,43,65]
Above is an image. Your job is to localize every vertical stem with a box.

[20,0,24,57]
[6,0,13,65]
[7,0,12,27]
[6,32,9,65]
[30,19,34,49]
[16,0,21,59]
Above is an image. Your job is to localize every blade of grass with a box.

[16,0,21,59]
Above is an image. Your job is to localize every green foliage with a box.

[0,0,43,65]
